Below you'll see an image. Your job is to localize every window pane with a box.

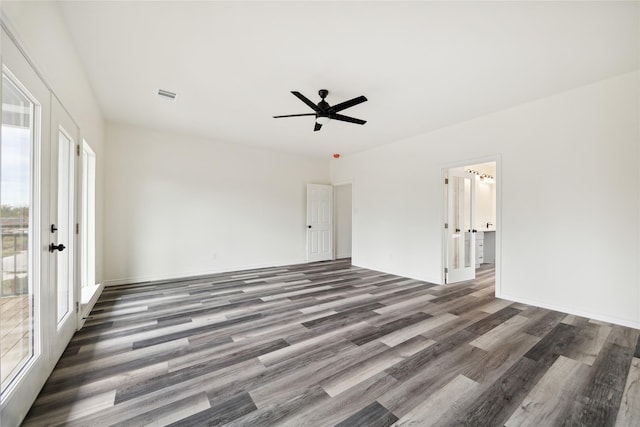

[1,73,35,392]
[81,144,96,294]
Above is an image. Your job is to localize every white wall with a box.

[335,184,352,258]
[331,71,640,328]
[2,1,105,283]
[104,123,330,284]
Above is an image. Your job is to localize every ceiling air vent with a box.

[157,89,177,100]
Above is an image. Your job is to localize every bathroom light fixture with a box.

[465,169,495,183]
[480,174,495,183]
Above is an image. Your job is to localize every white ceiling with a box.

[58,1,639,158]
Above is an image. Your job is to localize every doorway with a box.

[334,183,352,259]
[305,183,353,263]
[306,184,334,262]
[443,160,498,285]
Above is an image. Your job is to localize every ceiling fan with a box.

[273,89,367,131]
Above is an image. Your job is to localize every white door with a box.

[307,184,333,262]
[49,98,78,360]
[445,169,476,283]
[0,30,77,426]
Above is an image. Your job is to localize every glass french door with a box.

[0,62,40,402]
[445,169,476,284]
[1,29,78,426]
[49,98,78,359]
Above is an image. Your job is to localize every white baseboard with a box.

[103,258,309,287]
[77,282,105,330]
[497,291,640,330]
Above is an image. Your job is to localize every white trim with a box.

[77,283,104,330]
[103,258,309,287]
[82,139,95,157]
[331,178,354,187]
[441,167,448,284]
[494,158,502,296]
[499,292,640,330]
[80,140,96,292]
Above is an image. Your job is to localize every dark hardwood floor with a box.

[22,259,640,426]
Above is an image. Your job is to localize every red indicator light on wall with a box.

[333,153,340,159]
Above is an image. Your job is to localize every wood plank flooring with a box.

[22,259,640,426]
[1,294,30,388]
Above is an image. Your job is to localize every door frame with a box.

[441,155,502,294]
[78,139,99,328]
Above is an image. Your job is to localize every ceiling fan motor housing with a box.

[318,89,330,111]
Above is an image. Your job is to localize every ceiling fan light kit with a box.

[273,89,367,132]
[316,115,330,125]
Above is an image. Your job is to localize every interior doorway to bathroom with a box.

[444,161,497,284]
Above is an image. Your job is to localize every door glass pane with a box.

[463,177,471,268]
[452,177,461,269]
[0,73,35,392]
[56,130,73,325]
[452,176,472,270]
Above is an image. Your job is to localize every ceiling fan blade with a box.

[291,91,320,112]
[273,113,317,118]
[314,122,322,132]
[330,113,366,125]
[328,95,367,113]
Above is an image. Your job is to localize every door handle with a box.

[455,228,460,232]
[50,224,58,233]
[307,225,312,229]
[49,243,66,253]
